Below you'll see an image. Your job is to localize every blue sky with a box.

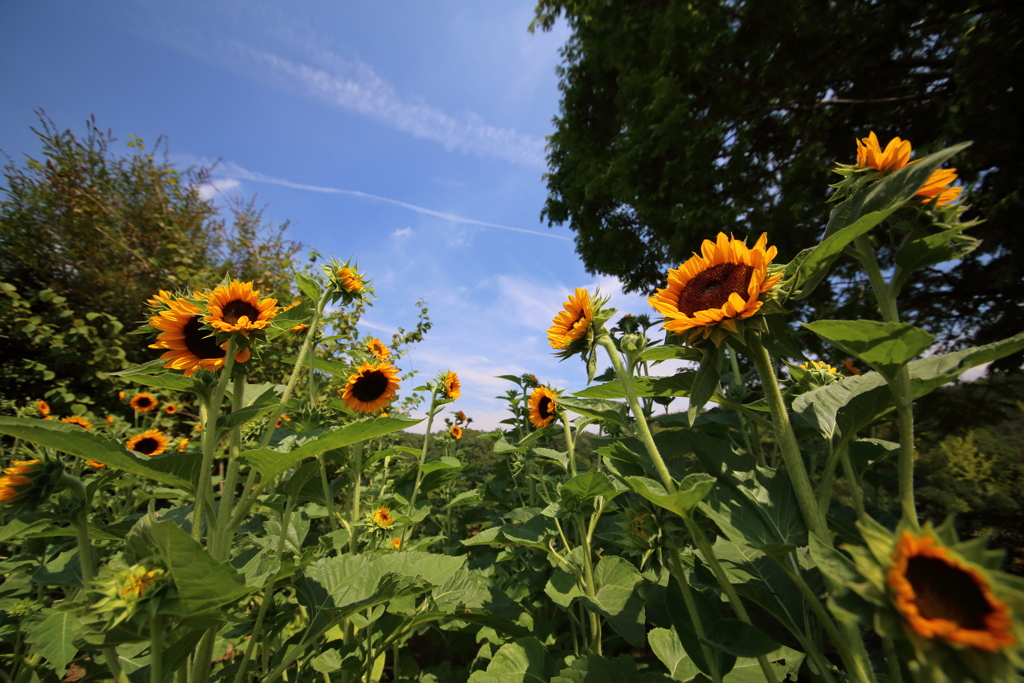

[1,1,681,429]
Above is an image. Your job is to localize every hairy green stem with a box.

[728,346,766,467]
[882,636,904,683]
[319,455,339,533]
[665,544,722,683]
[103,647,132,683]
[212,371,246,560]
[403,384,441,544]
[349,441,363,554]
[852,235,917,525]
[562,415,578,477]
[192,338,238,544]
[150,614,164,683]
[839,441,867,520]
[573,516,602,655]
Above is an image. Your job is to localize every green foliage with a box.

[533,0,1024,369]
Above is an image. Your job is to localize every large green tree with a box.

[533,0,1023,366]
[0,113,302,406]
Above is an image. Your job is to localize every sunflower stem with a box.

[150,613,164,683]
[213,371,246,560]
[851,235,918,526]
[192,338,238,544]
[561,415,577,478]
[597,336,674,490]
[745,334,830,540]
[404,384,441,545]
[665,541,722,683]
[349,441,363,554]
[728,346,766,467]
[320,455,339,533]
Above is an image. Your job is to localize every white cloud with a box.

[392,227,413,239]
[197,177,240,200]
[232,44,546,168]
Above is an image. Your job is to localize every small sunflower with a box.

[126,430,170,457]
[391,537,402,549]
[888,531,1015,652]
[203,280,279,335]
[105,416,115,424]
[442,371,461,400]
[36,400,50,416]
[163,404,178,415]
[856,132,912,174]
[129,394,159,413]
[371,506,395,529]
[149,297,251,376]
[290,323,310,333]
[121,566,165,600]
[915,168,963,206]
[451,425,463,440]
[176,438,189,453]
[60,416,92,429]
[336,266,364,292]
[799,360,839,374]
[547,288,593,350]
[340,362,401,414]
[842,360,864,376]
[648,233,782,344]
[88,460,106,469]
[456,410,467,423]
[118,391,126,401]
[367,338,390,361]
[528,387,559,429]
[275,414,291,428]
[0,460,40,503]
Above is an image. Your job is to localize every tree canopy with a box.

[533,0,1023,367]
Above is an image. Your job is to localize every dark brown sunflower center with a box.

[677,263,755,316]
[134,438,160,455]
[539,396,555,419]
[905,556,992,629]
[136,397,153,408]
[183,316,227,360]
[352,370,389,402]
[221,299,260,325]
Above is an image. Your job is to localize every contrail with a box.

[217,162,569,241]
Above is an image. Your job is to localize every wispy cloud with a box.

[231,43,547,168]
[197,178,240,200]
[215,161,568,240]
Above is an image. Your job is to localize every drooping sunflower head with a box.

[648,232,782,346]
[126,430,170,457]
[451,425,463,440]
[367,338,390,361]
[528,386,559,429]
[129,394,158,413]
[855,132,912,174]
[60,415,92,429]
[340,362,401,414]
[202,279,279,335]
[548,288,593,350]
[36,400,50,416]
[149,297,251,376]
[887,531,1016,653]
[441,371,461,400]
[371,506,395,529]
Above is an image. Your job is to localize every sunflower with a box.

[856,132,912,174]
[915,168,963,206]
[121,566,164,600]
[391,537,402,549]
[451,425,463,440]
[129,393,159,413]
[203,280,279,335]
[648,233,782,343]
[799,360,839,374]
[888,531,1015,652]
[290,323,310,333]
[118,391,126,401]
[276,414,291,428]
[842,360,864,376]
[88,460,106,469]
[371,506,395,529]
[456,411,467,423]
[126,430,170,457]
[367,338,390,361]
[60,416,92,429]
[528,387,559,429]
[282,300,302,312]
[146,290,174,310]
[149,297,251,376]
[105,416,115,424]
[340,362,401,414]
[547,288,593,350]
[36,400,50,416]
[442,371,461,400]
[0,460,40,503]
[336,267,364,292]
[176,438,189,453]
[163,404,178,415]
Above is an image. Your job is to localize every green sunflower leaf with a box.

[803,320,934,381]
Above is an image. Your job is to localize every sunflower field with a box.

[2,136,1023,683]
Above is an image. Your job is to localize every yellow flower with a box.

[457,411,467,423]
[163,404,178,415]
[275,414,291,428]
[60,415,92,429]
[88,460,106,469]
[290,323,309,333]
[442,371,461,400]
[118,391,126,401]
[340,362,401,414]
[915,168,963,206]
[528,387,559,429]
[337,266,364,292]
[36,400,50,416]
[799,360,839,374]
[856,131,912,174]
[842,360,863,376]
[451,425,463,440]
[391,537,402,549]
[371,506,395,529]
[105,416,115,424]
[149,297,251,376]
[888,531,1015,652]
[126,430,170,457]
[547,288,593,350]
[129,393,159,413]
[282,300,302,312]
[0,460,40,503]
[367,338,390,361]
[202,280,279,335]
[647,233,781,342]
[122,566,164,599]
[176,438,189,453]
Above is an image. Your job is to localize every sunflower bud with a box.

[786,360,843,394]
[325,259,374,305]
